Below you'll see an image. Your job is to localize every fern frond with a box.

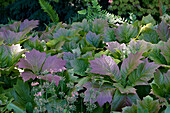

[39,0,59,23]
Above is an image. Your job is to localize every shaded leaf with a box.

[122,104,137,113]
[111,90,139,111]
[149,47,167,64]
[156,20,170,42]
[137,96,160,113]
[106,41,127,59]
[19,19,39,32]
[42,55,66,73]
[114,83,136,94]
[139,28,160,44]
[86,31,100,48]
[89,55,121,81]
[128,58,159,86]
[141,14,156,25]
[92,19,108,35]
[84,82,115,107]
[121,52,144,82]
[115,23,138,43]
[20,71,37,82]
[40,74,60,86]
[151,70,170,98]
[159,39,170,64]
[103,27,116,42]
[70,58,89,76]
[128,40,152,54]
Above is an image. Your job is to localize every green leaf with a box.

[137,96,160,113]
[13,79,32,107]
[127,58,159,86]
[121,52,144,84]
[39,0,59,23]
[141,14,156,25]
[7,103,26,113]
[122,104,137,113]
[139,28,160,44]
[151,70,170,98]
[70,58,89,76]
[159,39,170,64]
[115,23,138,43]
[78,9,87,15]
[111,90,139,111]
[149,47,167,64]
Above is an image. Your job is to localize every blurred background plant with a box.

[0,0,169,31]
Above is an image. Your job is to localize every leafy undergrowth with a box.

[0,15,170,113]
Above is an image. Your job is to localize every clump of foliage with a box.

[0,10,170,113]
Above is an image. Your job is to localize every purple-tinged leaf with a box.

[128,58,159,86]
[83,82,115,107]
[39,74,61,86]
[19,19,39,32]
[42,55,66,73]
[0,30,21,44]
[156,20,170,42]
[20,71,37,82]
[0,21,21,32]
[121,52,144,80]
[106,41,126,53]
[111,90,139,111]
[16,49,46,73]
[128,40,152,54]
[159,39,170,64]
[89,55,121,81]
[114,83,136,94]
[106,41,127,59]
[92,19,108,35]
[53,28,78,40]
[86,31,100,48]
[115,23,138,43]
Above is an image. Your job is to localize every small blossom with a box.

[34,92,42,97]
[71,92,78,97]
[31,82,39,86]
[108,0,113,3]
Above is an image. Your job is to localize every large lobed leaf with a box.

[115,23,138,43]
[127,58,159,86]
[91,19,108,35]
[89,55,121,82]
[122,96,160,113]
[128,40,152,54]
[86,31,101,48]
[16,49,66,83]
[0,44,24,68]
[111,90,139,111]
[151,70,170,98]
[121,52,144,82]
[159,39,170,64]
[16,49,46,73]
[156,20,170,42]
[83,82,115,107]
[106,41,127,59]
[139,28,160,44]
